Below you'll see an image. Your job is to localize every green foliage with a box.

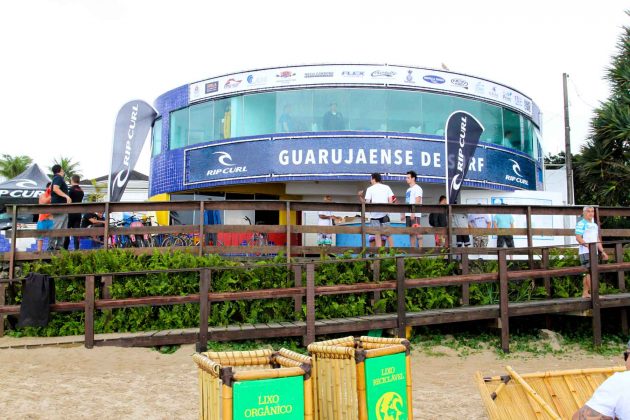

[49,156,82,180]
[0,154,33,179]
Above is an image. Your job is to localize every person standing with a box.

[47,164,71,251]
[322,102,344,131]
[401,170,423,248]
[358,173,394,248]
[493,205,515,249]
[429,195,448,247]
[63,174,84,250]
[317,195,340,245]
[575,206,608,298]
[468,206,491,248]
[572,339,630,419]
[36,182,52,253]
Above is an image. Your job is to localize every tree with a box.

[575,12,630,207]
[0,154,33,179]
[49,156,82,180]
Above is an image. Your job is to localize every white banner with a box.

[189,64,535,118]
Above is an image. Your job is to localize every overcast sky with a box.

[1,0,627,180]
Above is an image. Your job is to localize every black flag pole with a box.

[444,111,485,205]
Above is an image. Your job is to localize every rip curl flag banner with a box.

[444,111,484,204]
[108,100,157,202]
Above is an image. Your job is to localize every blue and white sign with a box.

[184,134,538,191]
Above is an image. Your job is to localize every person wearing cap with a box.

[572,340,630,419]
[575,205,608,298]
[322,102,344,131]
[401,170,423,248]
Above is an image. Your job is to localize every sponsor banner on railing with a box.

[188,64,535,120]
[183,135,536,190]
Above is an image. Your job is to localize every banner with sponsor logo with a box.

[0,163,51,204]
[183,134,537,192]
[188,64,536,121]
[232,376,304,419]
[364,352,409,420]
[445,112,484,204]
[108,100,157,202]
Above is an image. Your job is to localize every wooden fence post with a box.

[293,265,302,316]
[305,263,315,346]
[396,257,406,339]
[0,283,5,337]
[615,243,628,335]
[198,269,210,352]
[590,243,602,347]
[85,275,95,349]
[541,247,552,330]
[498,249,509,353]
[286,201,291,261]
[100,275,112,300]
[526,206,534,269]
[198,201,205,257]
[360,203,366,250]
[372,259,382,313]
[103,202,110,249]
[8,205,17,280]
[461,253,469,306]
[447,204,453,255]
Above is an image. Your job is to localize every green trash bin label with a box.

[233,375,304,419]
[365,352,408,420]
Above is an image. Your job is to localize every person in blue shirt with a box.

[493,205,515,249]
[575,206,608,298]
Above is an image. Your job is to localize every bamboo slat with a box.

[364,344,407,359]
[233,366,305,381]
[477,366,623,420]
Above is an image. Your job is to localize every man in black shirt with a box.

[63,174,84,250]
[48,164,71,251]
[322,102,344,131]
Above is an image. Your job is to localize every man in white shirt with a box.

[575,206,608,298]
[572,340,630,419]
[358,173,394,248]
[468,207,491,248]
[400,170,423,248]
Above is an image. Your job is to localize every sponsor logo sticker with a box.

[423,75,445,84]
[451,78,468,89]
[304,71,333,78]
[224,78,242,89]
[371,70,396,78]
[205,82,219,94]
[341,71,364,77]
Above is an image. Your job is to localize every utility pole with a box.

[562,73,575,205]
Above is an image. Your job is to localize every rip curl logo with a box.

[375,392,404,420]
[213,151,235,166]
[14,179,37,188]
[206,151,247,177]
[509,159,523,177]
[505,159,529,186]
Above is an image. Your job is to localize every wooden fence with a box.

[2,200,630,281]
[1,242,628,352]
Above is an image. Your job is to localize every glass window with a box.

[502,109,522,150]
[213,98,232,140]
[242,92,276,136]
[348,89,387,131]
[387,90,423,134]
[276,90,313,132]
[523,118,533,156]
[169,108,189,150]
[189,101,213,145]
[313,88,349,131]
[151,118,162,157]
[420,92,454,136]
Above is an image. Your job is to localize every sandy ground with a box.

[0,341,624,420]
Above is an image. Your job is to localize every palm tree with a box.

[49,156,82,180]
[0,154,33,179]
[576,12,630,207]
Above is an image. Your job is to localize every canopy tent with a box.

[0,164,51,205]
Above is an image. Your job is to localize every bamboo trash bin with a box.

[192,348,314,420]
[307,336,413,420]
[475,366,626,420]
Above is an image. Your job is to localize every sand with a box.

[0,342,623,419]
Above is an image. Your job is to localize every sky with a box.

[0,0,627,180]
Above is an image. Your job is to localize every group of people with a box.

[35,164,104,252]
